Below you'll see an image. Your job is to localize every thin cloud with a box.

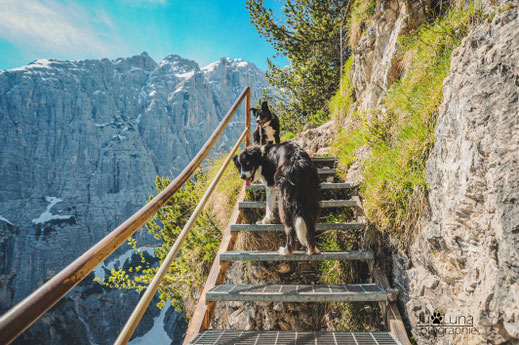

[0,0,121,57]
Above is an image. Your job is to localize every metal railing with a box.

[0,86,252,345]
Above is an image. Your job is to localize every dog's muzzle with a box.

[241,167,256,187]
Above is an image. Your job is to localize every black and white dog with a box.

[233,142,320,255]
[251,101,280,145]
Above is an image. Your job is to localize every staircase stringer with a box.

[183,185,246,345]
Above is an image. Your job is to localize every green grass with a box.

[281,131,296,141]
[329,56,354,124]
[322,2,488,331]
[332,3,486,243]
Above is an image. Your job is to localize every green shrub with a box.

[332,3,486,243]
[97,153,242,316]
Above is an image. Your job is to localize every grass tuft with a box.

[329,56,355,126]
[332,3,486,244]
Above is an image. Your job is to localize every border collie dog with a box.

[233,142,320,255]
[251,101,280,145]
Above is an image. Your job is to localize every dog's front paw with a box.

[278,247,292,256]
[306,246,320,255]
[256,218,273,225]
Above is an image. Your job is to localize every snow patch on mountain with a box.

[32,197,73,224]
[0,215,13,225]
[128,301,173,345]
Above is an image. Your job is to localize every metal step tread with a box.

[317,168,336,175]
[206,283,388,302]
[311,156,336,163]
[239,200,357,209]
[247,182,351,191]
[220,250,374,261]
[189,330,402,345]
[231,222,364,232]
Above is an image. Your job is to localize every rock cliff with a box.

[343,1,519,344]
[394,7,519,345]
[0,52,267,344]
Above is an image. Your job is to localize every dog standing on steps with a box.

[233,142,320,255]
[251,101,280,145]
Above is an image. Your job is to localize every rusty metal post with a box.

[114,129,248,345]
[245,88,252,147]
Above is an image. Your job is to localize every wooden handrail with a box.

[115,128,248,345]
[0,86,252,345]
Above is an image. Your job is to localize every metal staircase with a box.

[189,330,400,345]
[187,157,404,345]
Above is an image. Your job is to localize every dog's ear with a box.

[232,155,240,170]
[261,101,269,112]
[247,145,263,160]
[249,107,258,115]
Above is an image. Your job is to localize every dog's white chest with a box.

[254,166,268,185]
[263,125,275,142]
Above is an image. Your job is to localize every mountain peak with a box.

[201,57,255,75]
[159,55,199,78]
[113,52,158,71]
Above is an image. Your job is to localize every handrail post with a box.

[245,88,251,147]
[114,129,248,345]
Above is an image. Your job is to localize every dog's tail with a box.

[294,217,309,247]
[277,151,320,251]
[294,216,319,254]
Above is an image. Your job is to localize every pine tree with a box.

[247,0,352,132]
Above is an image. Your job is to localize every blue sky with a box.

[0,0,287,71]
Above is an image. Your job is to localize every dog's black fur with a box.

[233,142,320,255]
[251,101,280,145]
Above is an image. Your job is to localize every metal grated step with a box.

[206,284,388,303]
[189,330,402,345]
[317,168,336,175]
[230,222,364,232]
[220,250,374,262]
[239,200,357,209]
[311,157,336,163]
[247,182,351,191]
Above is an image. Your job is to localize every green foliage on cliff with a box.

[329,56,354,124]
[97,154,242,315]
[332,3,485,242]
[348,0,376,46]
[246,0,352,132]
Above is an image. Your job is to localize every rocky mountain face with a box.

[0,52,268,344]
[345,1,519,344]
[394,7,519,345]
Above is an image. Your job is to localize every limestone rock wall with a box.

[393,8,519,345]
[339,1,519,344]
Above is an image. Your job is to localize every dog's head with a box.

[233,146,263,187]
[249,101,273,127]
